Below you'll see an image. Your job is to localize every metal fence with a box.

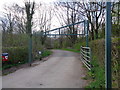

[80,46,91,70]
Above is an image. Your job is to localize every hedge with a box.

[2,47,28,69]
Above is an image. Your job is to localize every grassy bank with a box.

[85,56,105,88]
[80,38,119,88]
[41,50,52,57]
[61,41,86,53]
[62,38,119,88]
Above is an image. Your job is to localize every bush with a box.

[2,47,28,69]
[86,56,105,88]
[3,34,28,47]
[74,41,86,50]
[86,38,120,88]
[41,50,52,57]
[112,24,120,37]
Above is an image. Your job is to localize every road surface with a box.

[2,50,88,88]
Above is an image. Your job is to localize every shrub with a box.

[87,38,120,88]
[74,41,86,50]
[2,47,28,69]
[112,24,120,37]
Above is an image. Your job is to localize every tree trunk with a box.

[91,24,94,40]
[95,29,98,39]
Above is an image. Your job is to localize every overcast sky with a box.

[0,0,86,31]
[0,0,61,30]
[0,0,58,13]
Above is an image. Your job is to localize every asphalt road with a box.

[2,50,88,88]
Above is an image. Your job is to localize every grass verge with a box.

[41,50,52,57]
[85,56,105,88]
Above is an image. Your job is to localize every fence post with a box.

[105,2,112,89]
[89,48,92,69]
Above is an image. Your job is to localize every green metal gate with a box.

[80,46,91,70]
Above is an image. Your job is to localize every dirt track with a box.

[2,50,88,88]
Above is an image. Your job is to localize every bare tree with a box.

[2,8,15,34]
[54,2,82,44]
[75,2,105,40]
[58,2,105,40]
[25,1,35,66]
[1,4,27,34]
[25,1,35,34]
[11,4,26,33]
[35,3,54,45]
[1,19,7,34]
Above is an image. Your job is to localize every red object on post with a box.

[2,53,8,61]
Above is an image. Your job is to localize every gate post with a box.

[85,20,89,47]
[28,33,32,66]
[105,2,112,89]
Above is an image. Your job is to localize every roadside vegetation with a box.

[1,2,53,70]
[1,1,120,88]
[59,38,119,88]
[2,46,52,70]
